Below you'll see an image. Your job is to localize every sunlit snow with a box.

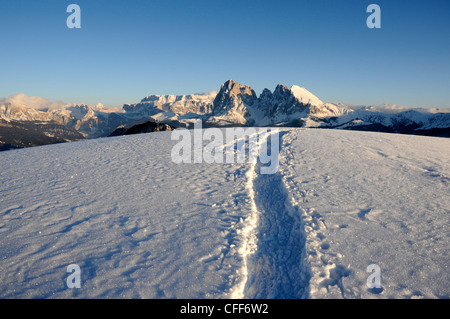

[0,128,448,298]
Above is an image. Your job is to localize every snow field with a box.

[278,129,449,298]
[0,128,448,298]
[0,133,255,298]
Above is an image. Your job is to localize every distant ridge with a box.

[1,80,450,150]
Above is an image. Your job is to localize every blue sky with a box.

[0,0,449,108]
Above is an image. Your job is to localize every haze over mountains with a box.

[1,80,449,150]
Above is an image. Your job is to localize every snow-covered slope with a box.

[0,128,448,298]
[290,85,324,107]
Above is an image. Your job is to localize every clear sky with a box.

[0,0,449,108]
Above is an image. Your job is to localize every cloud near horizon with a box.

[0,93,66,110]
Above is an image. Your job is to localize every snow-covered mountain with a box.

[0,103,61,123]
[0,103,88,150]
[202,80,448,133]
[1,80,449,151]
[207,79,258,125]
[205,79,342,126]
[249,83,341,126]
[122,80,343,127]
[124,92,216,116]
[50,104,134,138]
[0,101,133,139]
[319,104,450,136]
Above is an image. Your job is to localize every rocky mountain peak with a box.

[215,80,257,104]
[211,80,258,118]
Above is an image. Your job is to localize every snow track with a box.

[231,130,310,298]
[244,169,310,298]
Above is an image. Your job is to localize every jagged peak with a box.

[274,84,290,93]
[214,80,257,106]
[222,79,238,87]
[259,88,273,99]
[218,79,255,95]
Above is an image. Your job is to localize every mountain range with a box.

[1,79,449,150]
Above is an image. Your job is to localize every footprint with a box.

[357,208,372,220]
[319,264,351,297]
[357,208,382,221]
[368,286,384,295]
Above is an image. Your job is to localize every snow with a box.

[290,85,324,107]
[135,92,216,115]
[140,92,217,104]
[279,129,449,298]
[0,128,448,299]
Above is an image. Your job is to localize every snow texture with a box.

[0,128,448,298]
